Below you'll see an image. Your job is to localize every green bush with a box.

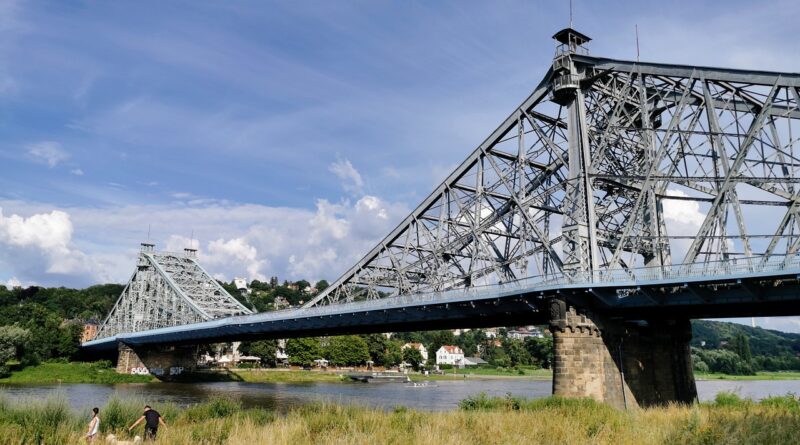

[182,397,242,421]
[759,394,800,412]
[711,391,750,407]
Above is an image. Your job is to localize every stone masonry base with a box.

[117,343,198,380]
[549,299,697,409]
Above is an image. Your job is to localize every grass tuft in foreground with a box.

[0,392,799,444]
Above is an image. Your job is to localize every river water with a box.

[2,379,800,412]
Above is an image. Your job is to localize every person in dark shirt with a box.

[128,405,166,441]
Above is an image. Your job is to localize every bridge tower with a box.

[551,28,602,275]
[93,243,252,377]
[546,29,695,408]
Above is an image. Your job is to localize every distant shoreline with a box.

[3,362,800,385]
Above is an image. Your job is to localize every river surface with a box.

[2,379,799,412]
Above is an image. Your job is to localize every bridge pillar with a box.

[116,343,198,380]
[549,300,696,408]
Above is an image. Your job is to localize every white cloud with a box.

[328,158,364,194]
[0,207,100,283]
[307,199,350,245]
[0,192,408,287]
[662,189,707,262]
[70,168,84,176]
[206,237,267,282]
[25,141,69,168]
[3,277,22,288]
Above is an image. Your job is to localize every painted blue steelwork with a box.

[81,256,800,354]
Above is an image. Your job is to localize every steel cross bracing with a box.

[93,245,252,340]
[305,28,800,308]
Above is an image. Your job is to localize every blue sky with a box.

[1,0,799,331]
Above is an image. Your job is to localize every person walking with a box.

[128,405,166,441]
[86,407,100,442]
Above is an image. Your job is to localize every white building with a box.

[233,277,250,294]
[402,342,429,361]
[436,345,464,366]
[508,326,544,340]
[276,339,289,363]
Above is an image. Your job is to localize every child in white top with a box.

[86,407,100,442]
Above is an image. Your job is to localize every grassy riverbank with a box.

[422,367,552,380]
[6,361,800,385]
[1,392,799,444]
[695,371,800,380]
[0,361,154,384]
[221,369,346,383]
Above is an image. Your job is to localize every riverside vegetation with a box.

[0,392,799,445]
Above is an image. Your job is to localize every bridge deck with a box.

[82,256,800,354]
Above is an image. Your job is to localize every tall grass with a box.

[0,392,798,444]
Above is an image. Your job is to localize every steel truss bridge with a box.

[83,28,800,353]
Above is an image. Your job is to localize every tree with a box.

[483,344,510,367]
[456,329,486,357]
[286,337,321,366]
[502,338,531,367]
[384,341,403,367]
[402,347,424,371]
[364,334,389,366]
[314,280,330,292]
[524,336,554,369]
[239,340,278,367]
[325,336,370,366]
[733,333,753,363]
[0,325,31,377]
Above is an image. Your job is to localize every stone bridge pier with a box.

[117,343,198,380]
[548,299,697,409]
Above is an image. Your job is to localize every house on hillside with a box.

[436,345,464,366]
[402,342,429,361]
[81,320,99,343]
[508,326,544,340]
[276,339,289,365]
[233,277,250,295]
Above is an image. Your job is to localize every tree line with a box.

[0,284,123,376]
[239,329,555,370]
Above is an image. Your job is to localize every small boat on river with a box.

[405,382,437,388]
[346,372,411,383]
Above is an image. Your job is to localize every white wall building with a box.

[276,339,289,363]
[508,326,544,340]
[233,277,250,294]
[436,345,464,366]
[402,342,429,361]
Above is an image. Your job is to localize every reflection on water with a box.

[1,379,799,412]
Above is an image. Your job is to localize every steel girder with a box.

[93,246,252,340]
[305,33,800,308]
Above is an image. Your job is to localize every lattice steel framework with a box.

[305,28,800,307]
[94,244,252,340]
